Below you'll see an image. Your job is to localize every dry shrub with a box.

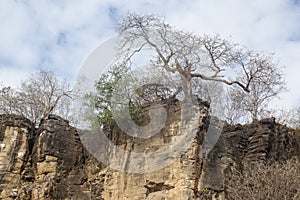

[226,158,300,200]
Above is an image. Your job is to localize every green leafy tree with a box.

[85,65,133,128]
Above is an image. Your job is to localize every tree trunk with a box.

[181,76,192,102]
[252,104,259,122]
[181,65,193,102]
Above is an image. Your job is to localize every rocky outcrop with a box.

[0,102,299,199]
[31,115,89,199]
[0,114,104,199]
[0,114,34,199]
[92,100,209,199]
[198,118,300,199]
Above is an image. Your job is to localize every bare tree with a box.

[87,13,286,128]
[0,70,74,126]
[224,88,249,125]
[227,53,286,122]
[226,159,300,200]
[117,13,279,103]
[132,65,181,104]
[288,107,300,129]
[192,79,226,117]
[0,85,18,115]
[269,106,300,129]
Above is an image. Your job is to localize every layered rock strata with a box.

[0,102,299,199]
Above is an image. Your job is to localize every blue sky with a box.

[0,0,300,109]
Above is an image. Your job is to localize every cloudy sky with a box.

[0,0,300,109]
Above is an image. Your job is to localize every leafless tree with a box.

[268,106,300,129]
[132,65,181,104]
[0,85,18,115]
[226,159,300,200]
[192,79,226,117]
[290,107,300,129]
[0,70,74,126]
[116,13,280,103]
[227,53,286,122]
[224,89,249,125]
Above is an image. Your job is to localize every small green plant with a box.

[85,65,146,129]
[84,65,125,128]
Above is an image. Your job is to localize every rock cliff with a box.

[0,102,299,199]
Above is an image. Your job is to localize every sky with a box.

[0,0,300,109]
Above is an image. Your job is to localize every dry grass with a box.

[226,158,300,200]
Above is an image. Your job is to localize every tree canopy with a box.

[0,70,74,126]
[85,13,286,126]
[116,13,284,102]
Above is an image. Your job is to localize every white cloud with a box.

[0,0,114,85]
[0,0,299,108]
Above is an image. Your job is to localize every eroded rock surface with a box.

[198,118,300,199]
[0,103,299,199]
[0,114,104,199]
[0,114,34,199]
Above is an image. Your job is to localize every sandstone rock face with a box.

[0,114,101,200]
[100,101,207,199]
[0,103,299,199]
[0,114,34,200]
[31,115,89,199]
[198,118,300,199]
